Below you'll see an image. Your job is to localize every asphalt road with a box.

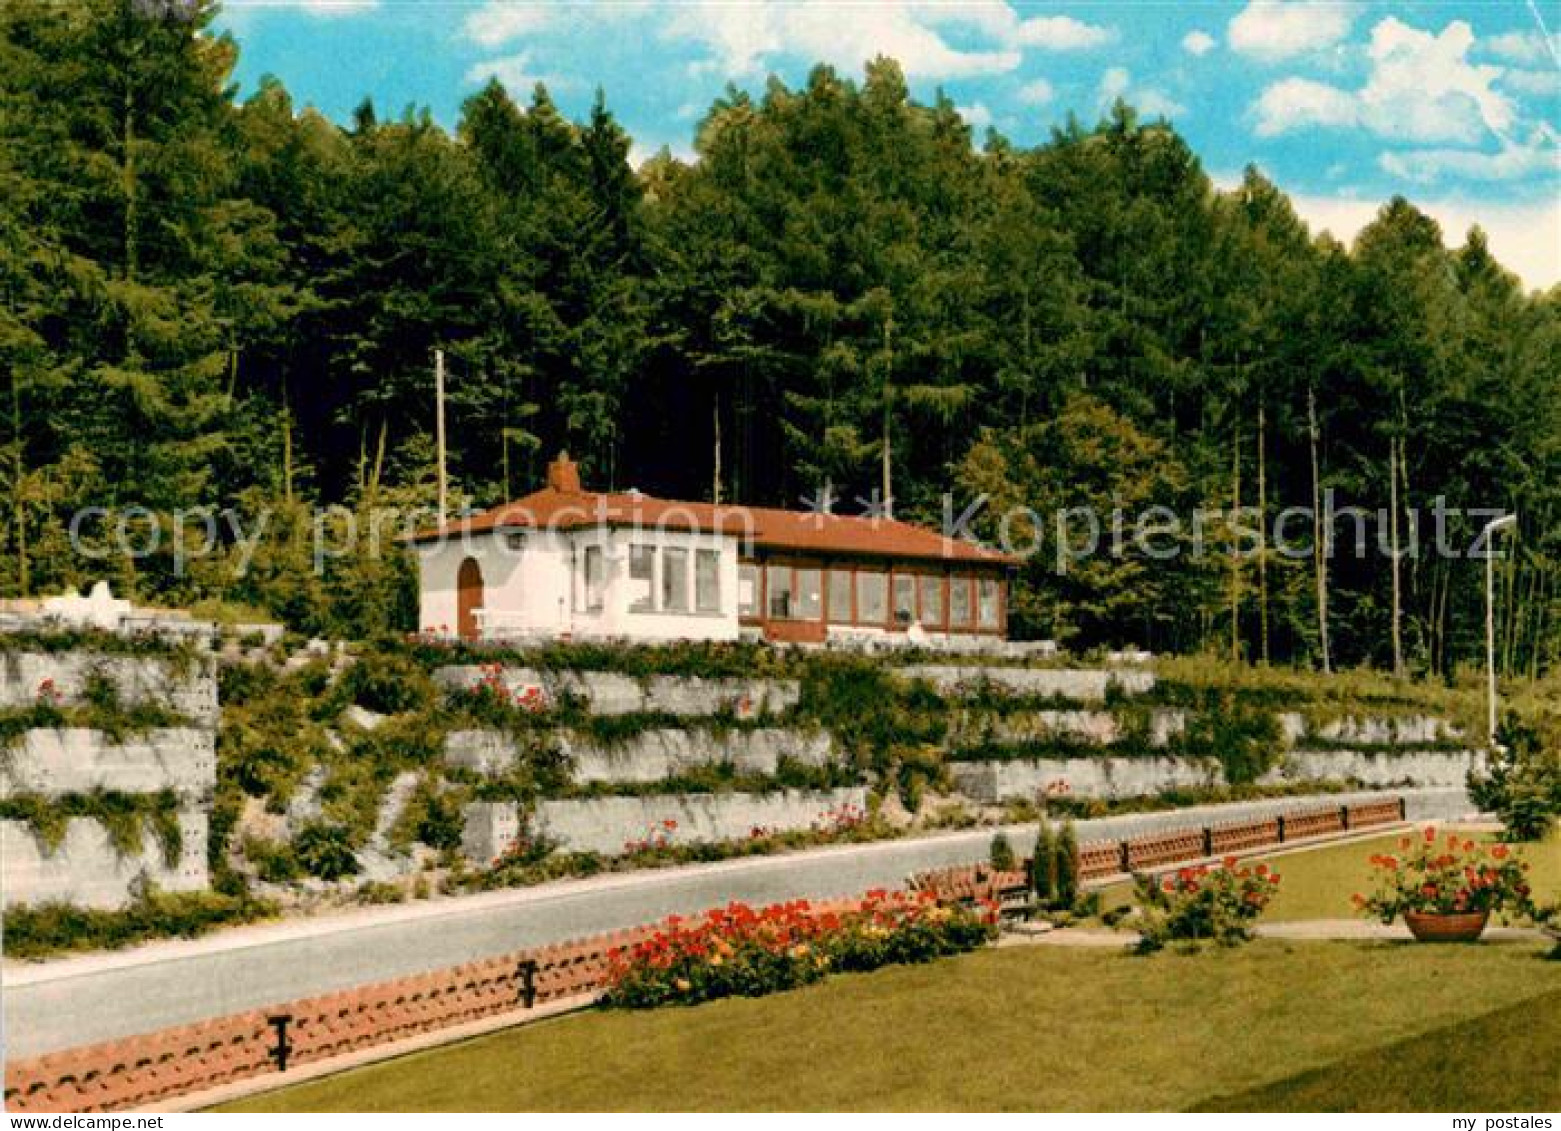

[2,787,1467,1058]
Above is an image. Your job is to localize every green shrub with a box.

[1172,691,1283,784]
[989,832,1015,871]
[335,646,436,715]
[2,886,276,959]
[1056,820,1081,910]
[1133,860,1281,954]
[292,821,360,880]
[394,777,467,852]
[242,835,300,882]
[1469,712,1561,842]
[1031,817,1058,905]
[355,880,407,904]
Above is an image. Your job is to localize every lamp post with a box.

[1482,513,1518,747]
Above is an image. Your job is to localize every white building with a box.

[410,454,1014,646]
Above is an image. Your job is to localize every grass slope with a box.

[1196,989,1561,1111]
[222,941,1561,1112]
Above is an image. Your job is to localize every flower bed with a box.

[602,891,998,1008]
[1354,827,1536,925]
[1133,856,1281,953]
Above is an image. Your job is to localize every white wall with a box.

[0,811,208,910]
[0,728,215,799]
[417,526,742,642]
[464,787,869,859]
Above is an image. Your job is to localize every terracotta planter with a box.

[1403,910,1490,942]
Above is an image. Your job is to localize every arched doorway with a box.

[456,557,484,640]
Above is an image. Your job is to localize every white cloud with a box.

[1379,126,1561,184]
[1008,15,1114,50]
[958,102,995,130]
[1502,68,1561,96]
[664,0,1021,80]
[659,2,1114,82]
[1098,67,1186,119]
[1229,0,1357,62]
[1016,78,1054,105]
[916,4,1115,51]
[464,51,543,91]
[463,2,554,48]
[1251,18,1517,145]
[1253,76,1358,135]
[1359,18,1513,143]
[1182,29,1216,57]
[1099,66,1130,102]
[1286,192,1560,290]
[264,0,378,15]
[1484,30,1558,66]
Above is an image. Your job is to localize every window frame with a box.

[582,544,605,613]
[695,549,722,614]
[628,544,656,613]
[662,547,690,613]
[855,568,888,627]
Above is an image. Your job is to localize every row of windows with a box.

[581,545,722,615]
[740,563,1002,631]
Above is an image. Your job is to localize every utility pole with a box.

[435,348,448,526]
[880,313,894,519]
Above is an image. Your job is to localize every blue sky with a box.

[214,1,1560,287]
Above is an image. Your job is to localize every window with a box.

[978,577,1001,630]
[856,570,887,626]
[628,545,655,612]
[739,562,760,618]
[919,574,945,627]
[949,576,974,628]
[766,564,794,619]
[696,550,722,613]
[828,570,853,623]
[796,568,823,620]
[662,548,689,612]
[582,545,604,612]
[893,575,915,626]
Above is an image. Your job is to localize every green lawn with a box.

[221,940,1561,1112]
[1196,988,1561,1111]
[1256,829,1561,922]
[1096,828,1561,922]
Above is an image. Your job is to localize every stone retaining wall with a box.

[1263,747,1485,789]
[950,746,1485,802]
[434,666,800,717]
[899,664,1155,700]
[949,708,1186,748]
[464,787,869,860]
[1276,712,1463,746]
[0,652,217,725]
[0,811,208,910]
[0,728,216,799]
[444,726,833,783]
[950,755,1221,801]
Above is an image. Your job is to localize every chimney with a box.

[546,450,582,494]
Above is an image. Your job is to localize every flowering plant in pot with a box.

[1353,827,1535,942]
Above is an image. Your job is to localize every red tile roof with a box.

[408,486,1015,566]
